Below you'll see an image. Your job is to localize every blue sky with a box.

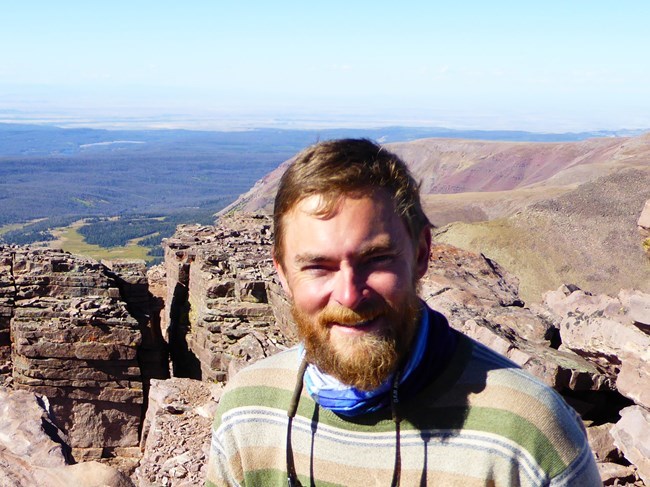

[1,1,649,131]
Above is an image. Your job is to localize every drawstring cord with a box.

[390,369,402,487]
[287,358,308,487]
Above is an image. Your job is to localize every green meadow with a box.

[50,221,153,262]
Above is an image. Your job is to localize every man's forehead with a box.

[282,193,411,257]
[294,194,327,214]
[289,190,393,219]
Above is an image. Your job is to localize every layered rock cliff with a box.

[159,214,294,383]
[0,246,168,471]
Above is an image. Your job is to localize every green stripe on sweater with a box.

[244,469,343,487]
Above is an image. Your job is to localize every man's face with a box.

[274,190,430,390]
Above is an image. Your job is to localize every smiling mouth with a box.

[329,316,381,331]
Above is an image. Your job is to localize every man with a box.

[206,139,600,486]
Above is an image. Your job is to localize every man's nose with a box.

[332,264,366,309]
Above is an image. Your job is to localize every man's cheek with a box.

[294,291,327,315]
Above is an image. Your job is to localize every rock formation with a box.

[131,214,647,486]
[160,215,293,384]
[611,406,650,486]
[541,286,650,485]
[420,246,611,394]
[0,250,13,376]
[0,245,168,468]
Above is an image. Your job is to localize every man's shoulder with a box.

[215,347,303,421]
[458,333,553,394]
[451,333,582,429]
[223,346,302,393]
[423,304,556,400]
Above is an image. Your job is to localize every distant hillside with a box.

[221,133,649,215]
[433,167,650,301]
[3,122,647,282]
[2,122,620,226]
[222,132,650,302]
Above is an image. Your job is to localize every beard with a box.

[292,292,421,391]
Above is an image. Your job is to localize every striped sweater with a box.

[206,331,600,486]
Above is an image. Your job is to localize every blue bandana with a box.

[303,304,456,417]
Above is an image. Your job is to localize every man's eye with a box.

[302,264,332,273]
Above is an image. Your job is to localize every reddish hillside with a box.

[222,133,650,215]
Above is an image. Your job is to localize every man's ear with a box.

[415,226,432,280]
[272,251,292,298]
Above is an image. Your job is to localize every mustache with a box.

[317,302,390,326]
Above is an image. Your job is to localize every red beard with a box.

[292,293,421,391]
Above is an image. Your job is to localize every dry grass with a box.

[49,221,152,262]
[421,186,571,227]
[433,214,586,303]
[0,219,47,236]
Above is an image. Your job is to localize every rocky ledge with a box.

[0,246,169,475]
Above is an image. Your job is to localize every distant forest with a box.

[76,208,220,261]
[1,122,637,262]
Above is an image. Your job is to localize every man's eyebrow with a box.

[294,253,331,265]
[293,240,399,265]
[359,242,396,257]
[358,240,398,258]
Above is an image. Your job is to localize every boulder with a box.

[611,406,650,485]
[32,462,134,487]
[619,289,650,328]
[597,462,637,486]
[617,357,650,412]
[0,386,132,487]
[542,286,650,408]
[420,246,610,393]
[586,423,621,463]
